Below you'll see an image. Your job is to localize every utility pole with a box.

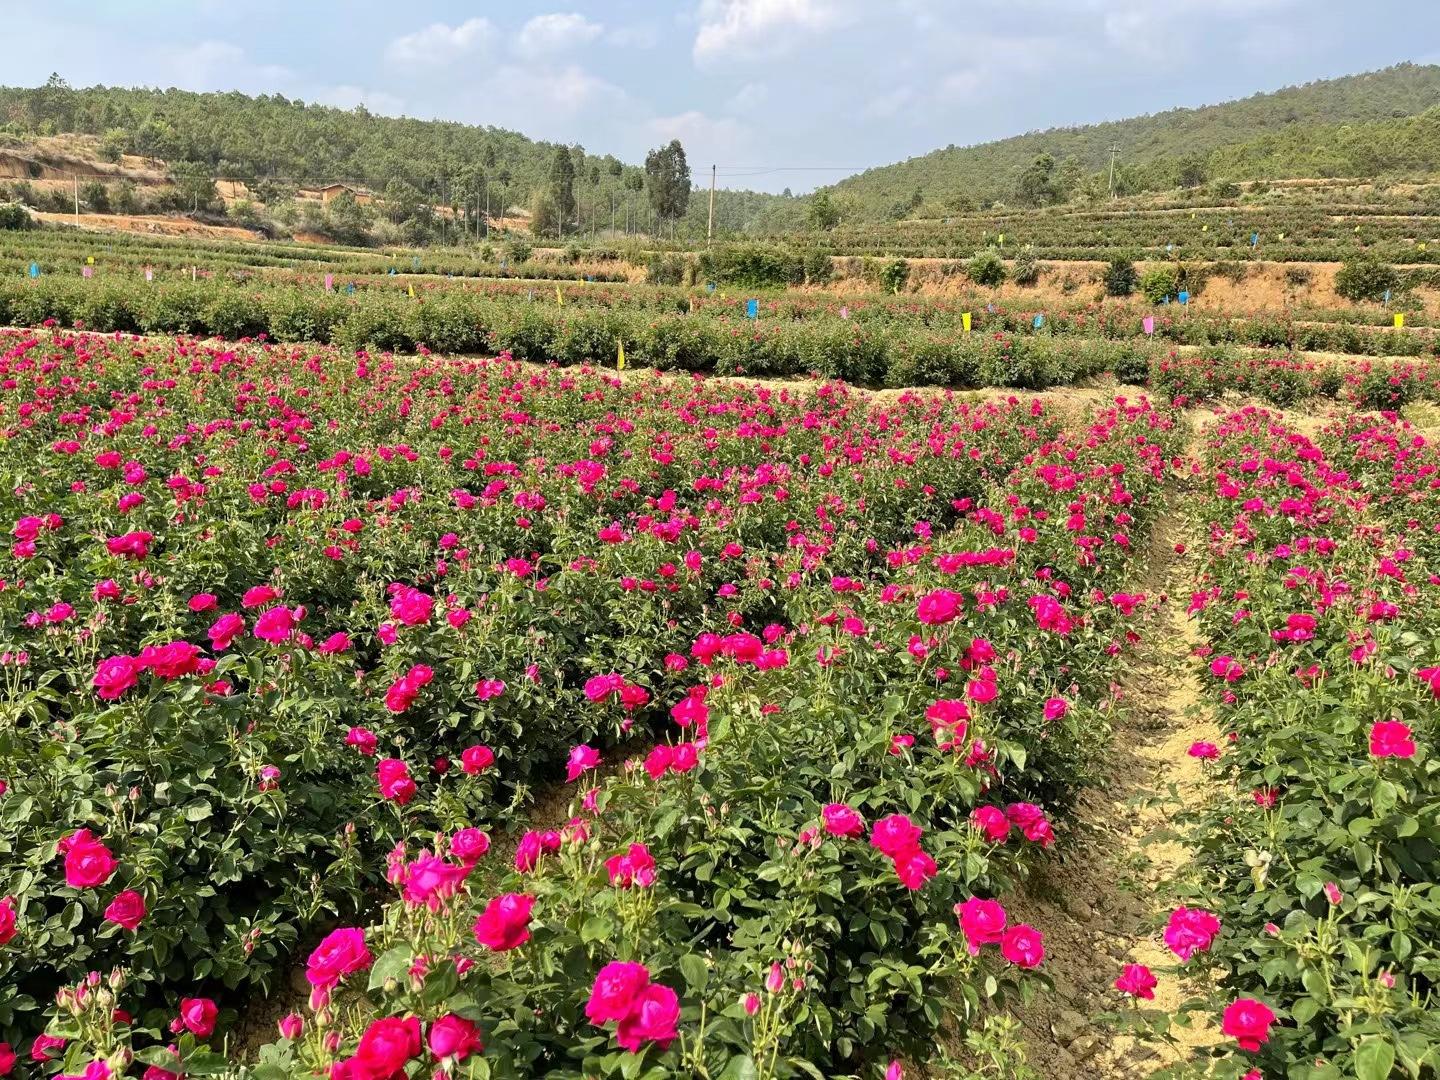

[707,164,716,247]
[611,192,616,234]
[74,176,80,220]
[1107,144,1121,201]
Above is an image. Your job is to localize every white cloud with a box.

[725,82,769,112]
[647,110,753,162]
[606,24,661,48]
[168,41,293,93]
[313,84,407,116]
[693,0,855,61]
[518,13,605,56]
[386,18,495,67]
[861,86,914,120]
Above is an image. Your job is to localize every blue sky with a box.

[10,1,1440,192]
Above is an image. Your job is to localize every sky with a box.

[9,0,1440,192]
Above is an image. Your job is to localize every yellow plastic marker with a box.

[407,284,415,298]
[962,312,972,333]
[556,284,564,306]
[1202,225,1208,232]
[998,233,1004,246]
[86,256,95,266]
[1395,314,1405,328]
[617,340,626,371]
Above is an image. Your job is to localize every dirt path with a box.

[1007,413,1221,1078]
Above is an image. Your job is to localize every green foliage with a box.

[168,160,218,211]
[824,64,1440,215]
[547,146,576,234]
[0,203,33,230]
[808,190,840,230]
[503,237,533,264]
[1335,257,1400,302]
[967,250,1007,288]
[698,243,804,288]
[645,253,688,286]
[878,257,910,294]
[1139,264,1179,303]
[1010,247,1042,287]
[644,140,691,228]
[1103,257,1138,297]
[1016,153,1058,207]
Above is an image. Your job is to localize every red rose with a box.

[62,832,118,889]
[472,893,534,951]
[354,1016,421,1080]
[305,927,372,991]
[178,997,218,1037]
[426,1014,482,1061]
[104,890,147,930]
[93,655,140,701]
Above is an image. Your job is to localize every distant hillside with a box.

[826,64,1440,220]
[0,78,800,239]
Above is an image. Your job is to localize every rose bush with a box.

[1,327,1183,1076]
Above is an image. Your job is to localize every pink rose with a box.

[1000,924,1045,968]
[585,961,651,1024]
[61,831,118,889]
[869,814,922,858]
[615,983,680,1053]
[104,890,147,930]
[353,1016,421,1080]
[460,745,495,774]
[427,1014,482,1062]
[821,803,866,838]
[955,897,1007,954]
[305,927,372,991]
[93,655,140,701]
[178,997,218,1037]
[1369,720,1416,759]
[1114,964,1157,999]
[376,759,416,805]
[1221,997,1276,1052]
[473,893,535,951]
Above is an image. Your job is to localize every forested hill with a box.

[0,79,804,234]
[824,64,1440,220]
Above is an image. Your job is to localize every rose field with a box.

[0,322,1434,1080]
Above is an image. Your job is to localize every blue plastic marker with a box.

[746,299,759,319]
[28,262,40,279]
[1178,291,1189,305]
[707,282,716,293]
[1033,314,1045,329]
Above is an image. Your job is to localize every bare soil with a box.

[1005,412,1222,1078]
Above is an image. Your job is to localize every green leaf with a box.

[717,1055,758,1080]
[1354,1038,1395,1080]
[182,799,213,822]
[367,945,413,991]
[581,915,613,944]
[678,953,708,993]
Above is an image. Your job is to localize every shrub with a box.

[1103,257,1137,297]
[504,237,533,264]
[1334,257,1399,303]
[1139,264,1179,304]
[0,202,33,230]
[1011,247,1042,287]
[878,258,910,294]
[645,254,687,286]
[967,250,1007,287]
